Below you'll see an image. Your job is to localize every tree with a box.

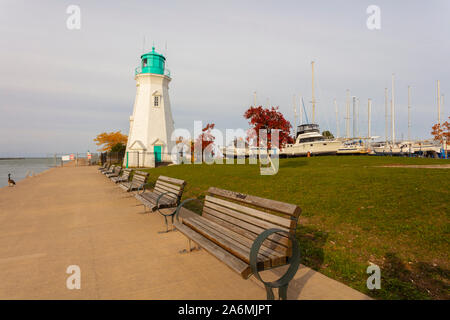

[111,142,126,154]
[431,117,450,146]
[94,131,128,152]
[192,123,216,162]
[243,106,294,148]
[322,130,334,139]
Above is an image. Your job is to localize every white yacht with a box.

[372,140,441,156]
[337,141,368,155]
[281,123,343,156]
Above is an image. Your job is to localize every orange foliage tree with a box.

[431,117,450,146]
[94,131,128,152]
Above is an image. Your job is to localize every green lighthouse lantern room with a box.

[136,46,170,77]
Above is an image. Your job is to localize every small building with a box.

[124,47,175,168]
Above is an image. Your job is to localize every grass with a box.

[140,155,449,299]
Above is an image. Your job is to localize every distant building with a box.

[124,47,175,167]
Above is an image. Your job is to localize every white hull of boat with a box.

[337,144,368,155]
[281,140,342,156]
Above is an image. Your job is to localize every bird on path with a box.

[8,173,16,187]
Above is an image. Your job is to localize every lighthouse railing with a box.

[135,66,142,75]
[134,66,171,78]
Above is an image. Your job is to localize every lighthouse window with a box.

[154,96,159,107]
[143,58,147,67]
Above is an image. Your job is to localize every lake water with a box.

[0,158,60,188]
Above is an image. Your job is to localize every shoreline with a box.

[0,166,56,190]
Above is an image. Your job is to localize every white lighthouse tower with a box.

[124,46,175,168]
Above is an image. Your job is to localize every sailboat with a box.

[371,80,442,157]
[281,61,342,156]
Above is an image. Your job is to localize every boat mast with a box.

[334,98,339,138]
[299,95,303,125]
[356,97,360,138]
[368,99,372,141]
[311,61,315,124]
[437,80,441,124]
[385,88,388,144]
[391,74,395,144]
[352,96,356,138]
[346,89,350,138]
[408,85,411,141]
[293,94,297,135]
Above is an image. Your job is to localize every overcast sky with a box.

[0,0,448,156]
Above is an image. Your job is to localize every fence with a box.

[101,151,179,168]
[101,151,125,166]
[46,153,100,167]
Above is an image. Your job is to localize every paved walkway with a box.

[379,164,450,169]
[0,166,370,299]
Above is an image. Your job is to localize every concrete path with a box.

[0,166,370,300]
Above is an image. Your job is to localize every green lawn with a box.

[140,156,449,299]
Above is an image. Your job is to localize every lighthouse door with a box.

[154,145,162,163]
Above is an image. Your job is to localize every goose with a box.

[8,173,16,187]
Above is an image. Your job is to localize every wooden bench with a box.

[136,175,186,211]
[105,166,121,178]
[118,170,149,192]
[102,164,116,175]
[111,168,132,184]
[98,163,108,171]
[173,187,301,300]
[135,176,187,231]
[98,163,111,173]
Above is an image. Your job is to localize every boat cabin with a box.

[296,124,320,137]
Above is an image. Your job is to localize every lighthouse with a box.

[124,47,175,167]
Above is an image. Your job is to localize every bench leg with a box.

[179,239,200,254]
[250,229,300,300]
[158,215,176,234]
[278,284,288,300]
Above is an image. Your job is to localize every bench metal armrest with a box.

[155,191,180,216]
[249,228,300,300]
[136,183,145,193]
[174,198,204,223]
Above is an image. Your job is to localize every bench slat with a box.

[202,209,289,255]
[140,192,174,205]
[159,175,186,186]
[205,195,292,229]
[156,180,183,190]
[208,187,301,218]
[183,217,270,269]
[154,185,180,198]
[156,180,183,193]
[174,221,252,278]
[204,200,291,233]
[191,215,287,267]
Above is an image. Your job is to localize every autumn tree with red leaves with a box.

[244,106,294,148]
[192,123,216,162]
